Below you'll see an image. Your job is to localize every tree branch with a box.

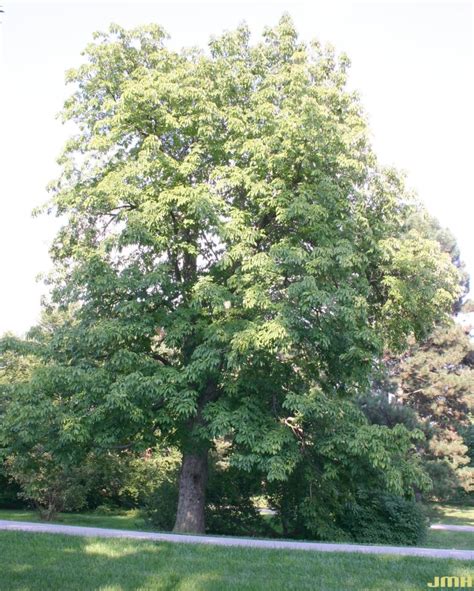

[151,352,172,366]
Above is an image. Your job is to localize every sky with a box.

[0,0,472,336]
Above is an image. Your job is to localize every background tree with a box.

[0,333,35,508]
[360,323,474,501]
[0,17,461,533]
[396,323,474,499]
[403,209,469,313]
[398,324,473,427]
[358,205,473,501]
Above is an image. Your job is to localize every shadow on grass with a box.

[2,531,474,591]
[425,504,474,527]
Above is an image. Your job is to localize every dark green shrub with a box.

[266,395,430,543]
[205,462,267,537]
[461,424,474,466]
[144,479,179,531]
[423,460,460,502]
[81,447,182,514]
[0,471,24,509]
[340,492,427,546]
[137,448,181,530]
[5,450,90,520]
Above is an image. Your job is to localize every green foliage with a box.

[379,229,461,350]
[140,450,182,531]
[119,447,182,508]
[423,460,463,503]
[404,208,469,313]
[144,443,267,536]
[0,469,23,509]
[0,16,463,531]
[398,324,473,429]
[396,323,474,499]
[367,322,474,502]
[265,394,429,542]
[461,424,474,466]
[5,450,89,520]
[205,445,267,536]
[356,392,421,431]
[31,16,457,460]
[143,481,179,532]
[341,492,427,546]
[78,447,182,511]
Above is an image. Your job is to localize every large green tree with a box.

[1,17,461,532]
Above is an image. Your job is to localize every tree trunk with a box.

[173,450,208,533]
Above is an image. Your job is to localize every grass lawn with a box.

[426,503,474,526]
[0,508,150,531]
[1,531,473,591]
[425,529,474,550]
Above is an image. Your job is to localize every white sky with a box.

[0,0,473,336]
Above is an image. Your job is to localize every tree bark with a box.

[173,450,208,533]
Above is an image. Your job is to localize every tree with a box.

[364,321,474,501]
[355,206,472,501]
[0,332,40,510]
[398,324,473,428]
[395,323,474,498]
[1,17,461,533]
[403,208,469,313]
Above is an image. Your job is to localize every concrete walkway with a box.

[431,523,474,532]
[1,520,473,560]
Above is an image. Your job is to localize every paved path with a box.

[431,524,474,532]
[1,520,473,560]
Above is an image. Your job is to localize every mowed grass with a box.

[423,504,474,550]
[0,508,149,531]
[426,504,474,526]
[2,531,473,591]
[425,529,474,550]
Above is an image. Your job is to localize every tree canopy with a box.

[0,16,463,532]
